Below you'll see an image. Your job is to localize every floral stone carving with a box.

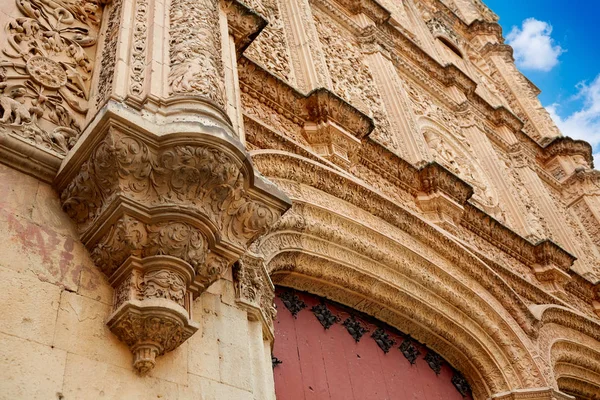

[233,254,277,340]
[56,121,290,373]
[0,0,103,166]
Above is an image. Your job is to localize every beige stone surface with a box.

[53,291,132,368]
[0,332,67,400]
[179,374,253,400]
[0,266,61,346]
[62,352,179,400]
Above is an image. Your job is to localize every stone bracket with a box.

[55,102,290,373]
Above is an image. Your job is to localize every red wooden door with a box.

[273,288,473,400]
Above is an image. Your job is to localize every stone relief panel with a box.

[312,10,397,153]
[243,0,295,84]
[96,0,120,108]
[0,0,103,155]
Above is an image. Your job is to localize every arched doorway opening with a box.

[272,288,473,400]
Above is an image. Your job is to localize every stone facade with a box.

[0,0,599,398]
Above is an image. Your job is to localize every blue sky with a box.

[484,0,600,160]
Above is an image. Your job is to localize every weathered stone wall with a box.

[1,0,600,398]
[0,165,275,400]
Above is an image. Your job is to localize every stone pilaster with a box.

[359,27,431,165]
[52,0,291,374]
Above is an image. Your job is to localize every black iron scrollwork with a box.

[272,355,283,368]
[451,372,471,397]
[279,291,306,318]
[311,303,340,329]
[342,315,368,342]
[424,350,444,375]
[399,337,420,364]
[371,328,396,353]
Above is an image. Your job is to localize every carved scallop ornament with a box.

[55,119,290,374]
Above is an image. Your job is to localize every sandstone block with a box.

[53,291,131,368]
[0,332,67,400]
[0,266,61,345]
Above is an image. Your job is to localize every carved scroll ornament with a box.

[0,0,102,156]
[57,126,290,373]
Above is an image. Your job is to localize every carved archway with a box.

[534,306,600,399]
[251,150,550,398]
[272,287,474,399]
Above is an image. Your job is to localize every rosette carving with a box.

[0,0,103,156]
[57,125,290,373]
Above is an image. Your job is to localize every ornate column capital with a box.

[233,253,277,342]
[55,104,290,373]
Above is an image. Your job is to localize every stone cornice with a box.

[467,19,503,41]
[239,57,374,140]
[333,0,390,25]
[247,115,600,325]
[418,162,474,205]
[240,60,579,282]
[539,136,594,168]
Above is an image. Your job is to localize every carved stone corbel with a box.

[532,240,575,294]
[416,162,473,226]
[222,0,268,57]
[303,88,373,168]
[233,253,276,341]
[55,106,290,373]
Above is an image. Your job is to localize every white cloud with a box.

[546,74,600,163]
[506,18,564,72]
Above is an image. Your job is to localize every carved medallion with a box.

[343,315,368,342]
[26,56,68,89]
[371,328,396,353]
[424,350,444,375]
[399,337,421,365]
[279,291,306,318]
[311,303,340,330]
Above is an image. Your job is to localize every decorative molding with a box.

[54,104,290,373]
